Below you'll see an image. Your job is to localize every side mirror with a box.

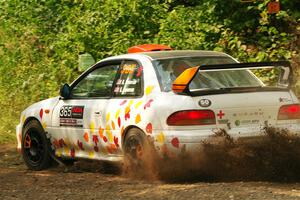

[60,83,71,99]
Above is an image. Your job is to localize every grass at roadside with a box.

[0,116,18,144]
[0,130,16,144]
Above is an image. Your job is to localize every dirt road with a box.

[2,143,300,200]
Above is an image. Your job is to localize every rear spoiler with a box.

[172,61,292,95]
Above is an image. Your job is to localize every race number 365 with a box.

[60,106,72,117]
[59,105,84,119]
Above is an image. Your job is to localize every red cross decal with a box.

[217,110,225,119]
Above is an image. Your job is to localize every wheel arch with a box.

[21,116,53,170]
[22,117,43,136]
[121,125,146,147]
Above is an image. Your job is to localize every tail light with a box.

[278,104,300,120]
[167,110,216,126]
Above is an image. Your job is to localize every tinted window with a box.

[189,69,262,91]
[113,61,142,97]
[71,64,119,98]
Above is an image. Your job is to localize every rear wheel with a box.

[123,128,156,178]
[22,120,52,170]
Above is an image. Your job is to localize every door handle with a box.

[94,111,102,115]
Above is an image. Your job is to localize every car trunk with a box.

[192,91,294,137]
[170,61,299,137]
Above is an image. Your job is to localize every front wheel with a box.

[22,120,53,170]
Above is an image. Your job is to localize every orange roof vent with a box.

[128,44,172,53]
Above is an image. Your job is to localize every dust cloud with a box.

[124,128,300,182]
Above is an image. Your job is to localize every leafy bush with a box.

[0,0,299,143]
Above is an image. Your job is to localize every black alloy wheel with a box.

[22,120,52,170]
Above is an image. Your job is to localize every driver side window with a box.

[71,64,119,98]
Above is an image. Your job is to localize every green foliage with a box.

[0,0,299,143]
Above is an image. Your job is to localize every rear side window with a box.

[113,60,143,97]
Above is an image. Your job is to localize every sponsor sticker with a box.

[235,119,259,126]
[122,88,135,93]
[125,79,138,85]
[241,119,259,124]
[218,119,229,124]
[116,79,124,85]
[120,63,137,74]
[233,111,263,117]
[59,106,84,127]
[279,97,292,103]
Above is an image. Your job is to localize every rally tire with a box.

[123,128,156,177]
[22,120,53,171]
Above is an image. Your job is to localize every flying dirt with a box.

[123,127,300,182]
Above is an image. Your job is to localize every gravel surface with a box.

[1,143,300,200]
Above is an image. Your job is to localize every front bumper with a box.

[16,123,22,153]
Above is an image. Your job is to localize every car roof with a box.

[139,50,228,60]
[101,50,230,62]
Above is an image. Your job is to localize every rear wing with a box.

[172,61,292,95]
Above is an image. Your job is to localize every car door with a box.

[50,61,121,159]
[100,59,144,156]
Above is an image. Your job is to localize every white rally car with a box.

[16,44,300,170]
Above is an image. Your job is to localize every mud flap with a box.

[45,132,74,170]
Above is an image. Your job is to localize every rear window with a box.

[152,56,239,92]
[188,69,263,92]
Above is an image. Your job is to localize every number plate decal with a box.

[59,106,84,127]
[198,99,212,107]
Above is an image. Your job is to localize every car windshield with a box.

[152,56,264,92]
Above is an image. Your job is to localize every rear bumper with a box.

[16,123,22,153]
[154,123,300,155]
